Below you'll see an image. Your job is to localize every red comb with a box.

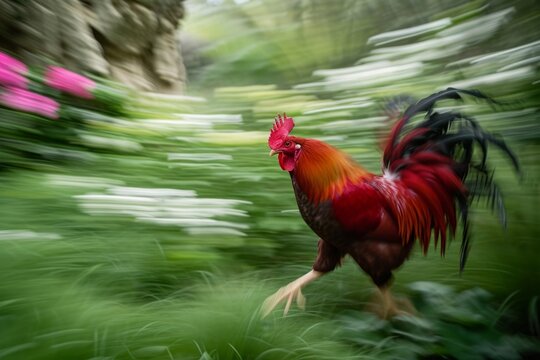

[268,113,295,149]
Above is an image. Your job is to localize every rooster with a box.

[262,88,520,317]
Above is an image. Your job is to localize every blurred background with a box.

[0,0,539,359]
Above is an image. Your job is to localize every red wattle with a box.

[278,152,295,171]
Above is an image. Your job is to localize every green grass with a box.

[0,248,538,360]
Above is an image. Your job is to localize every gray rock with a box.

[0,0,186,93]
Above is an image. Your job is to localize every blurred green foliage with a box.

[1,0,539,359]
[0,73,130,170]
[184,0,540,90]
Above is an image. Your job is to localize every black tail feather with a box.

[384,88,520,271]
[458,197,471,272]
[466,167,508,228]
[402,87,500,130]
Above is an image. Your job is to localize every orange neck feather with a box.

[294,139,370,203]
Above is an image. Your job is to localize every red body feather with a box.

[294,138,461,254]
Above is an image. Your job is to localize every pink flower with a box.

[0,67,28,88]
[0,87,59,119]
[0,52,28,74]
[0,52,28,88]
[45,66,96,99]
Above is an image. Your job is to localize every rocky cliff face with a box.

[0,0,186,93]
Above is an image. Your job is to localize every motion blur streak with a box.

[0,0,538,359]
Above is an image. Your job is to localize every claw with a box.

[261,270,322,317]
[284,291,293,315]
[370,287,417,319]
[296,288,306,310]
[262,285,302,317]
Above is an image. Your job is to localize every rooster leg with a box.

[377,287,416,318]
[379,287,401,318]
[261,270,322,317]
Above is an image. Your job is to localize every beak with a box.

[269,149,278,157]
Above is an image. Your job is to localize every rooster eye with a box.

[285,141,291,147]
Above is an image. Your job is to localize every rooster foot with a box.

[369,288,417,319]
[262,284,306,317]
[261,270,322,317]
[393,296,416,315]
